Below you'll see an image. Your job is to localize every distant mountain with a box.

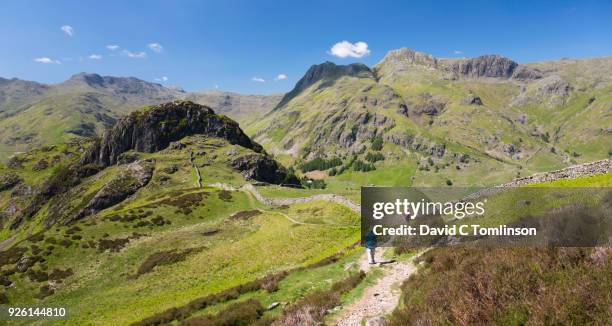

[248,48,612,186]
[0,73,279,160]
[184,90,281,124]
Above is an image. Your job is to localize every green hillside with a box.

[249,49,612,187]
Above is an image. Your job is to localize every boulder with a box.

[464,94,483,105]
[0,173,22,192]
[366,316,388,326]
[230,154,290,184]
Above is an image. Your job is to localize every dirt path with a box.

[334,251,421,326]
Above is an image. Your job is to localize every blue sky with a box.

[1,0,611,94]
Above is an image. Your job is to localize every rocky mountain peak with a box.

[298,61,373,88]
[83,100,263,166]
[377,48,438,68]
[68,72,105,85]
[275,61,374,109]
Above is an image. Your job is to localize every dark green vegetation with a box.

[392,247,611,325]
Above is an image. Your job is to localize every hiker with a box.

[365,229,377,264]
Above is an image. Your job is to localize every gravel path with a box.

[334,251,421,326]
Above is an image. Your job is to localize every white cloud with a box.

[453,50,463,55]
[251,77,265,83]
[122,50,147,58]
[34,57,61,64]
[88,54,102,60]
[61,25,74,36]
[329,41,370,58]
[154,76,168,82]
[275,74,287,81]
[106,44,120,51]
[148,43,163,53]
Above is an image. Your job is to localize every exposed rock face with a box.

[412,93,447,116]
[512,65,544,80]
[445,55,518,78]
[301,111,394,157]
[73,159,155,220]
[229,154,289,184]
[0,173,21,192]
[275,61,374,109]
[383,132,446,157]
[84,101,262,166]
[536,75,573,97]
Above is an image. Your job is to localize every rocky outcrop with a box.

[411,93,447,116]
[536,75,573,99]
[83,101,262,166]
[512,65,543,80]
[383,132,446,157]
[444,55,543,80]
[229,154,290,184]
[0,173,21,192]
[463,94,483,105]
[73,159,155,220]
[445,55,518,78]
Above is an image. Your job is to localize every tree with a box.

[371,137,384,151]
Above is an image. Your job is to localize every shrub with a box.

[182,299,264,326]
[352,160,375,172]
[301,178,326,189]
[274,271,365,326]
[231,210,262,220]
[365,152,385,163]
[218,190,233,202]
[390,248,612,325]
[49,268,73,281]
[371,136,384,151]
[137,249,200,276]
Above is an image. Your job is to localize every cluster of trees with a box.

[371,137,384,151]
[299,157,342,172]
[365,152,385,163]
[352,160,375,172]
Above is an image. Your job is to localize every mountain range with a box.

[0,73,280,158]
[1,48,611,187]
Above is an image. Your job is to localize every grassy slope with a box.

[391,173,612,325]
[0,135,362,325]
